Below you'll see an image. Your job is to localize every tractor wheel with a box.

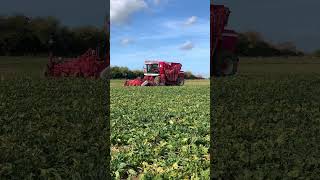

[213,51,238,77]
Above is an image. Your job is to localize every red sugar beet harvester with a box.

[124,61,184,86]
[211,4,239,77]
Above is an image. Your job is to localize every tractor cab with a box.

[144,61,160,76]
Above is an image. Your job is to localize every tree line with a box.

[110,66,204,79]
[314,49,320,57]
[236,31,307,57]
[0,15,107,57]
[1,15,319,58]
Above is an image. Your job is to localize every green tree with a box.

[236,31,304,57]
[313,49,320,57]
[0,15,107,56]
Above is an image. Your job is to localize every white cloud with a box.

[162,16,199,30]
[121,38,134,45]
[180,41,194,50]
[111,0,147,24]
[125,19,209,41]
[162,21,179,29]
[112,18,209,45]
[184,16,197,26]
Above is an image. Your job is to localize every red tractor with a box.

[211,4,239,77]
[124,61,184,86]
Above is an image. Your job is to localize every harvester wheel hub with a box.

[154,76,160,86]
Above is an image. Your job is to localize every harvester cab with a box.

[124,61,185,86]
[211,4,239,77]
[144,61,160,76]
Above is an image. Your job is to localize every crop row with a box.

[212,75,320,179]
[0,78,109,179]
[111,86,210,179]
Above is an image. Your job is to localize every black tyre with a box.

[176,77,184,86]
[43,65,50,77]
[213,51,238,77]
[100,67,110,79]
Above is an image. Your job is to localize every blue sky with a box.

[214,0,320,53]
[110,0,210,77]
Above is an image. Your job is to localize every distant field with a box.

[238,57,320,75]
[0,56,48,79]
[2,56,320,78]
[2,56,320,79]
[212,56,320,179]
[111,79,209,87]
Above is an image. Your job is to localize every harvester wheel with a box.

[213,51,238,77]
[43,65,50,77]
[74,72,80,77]
[100,67,110,79]
[43,67,48,77]
[61,72,68,77]
[154,76,160,86]
[177,77,184,86]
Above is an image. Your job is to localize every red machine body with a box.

[45,49,109,79]
[211,4,239,77]
[124,61,184,86]
[45,19,110,79]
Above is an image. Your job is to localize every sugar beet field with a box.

[111,80,210,179]
[212,57,320,179]
[1,56,320,179]
[0,57,109,179]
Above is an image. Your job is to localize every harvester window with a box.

[146,64,159,73]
